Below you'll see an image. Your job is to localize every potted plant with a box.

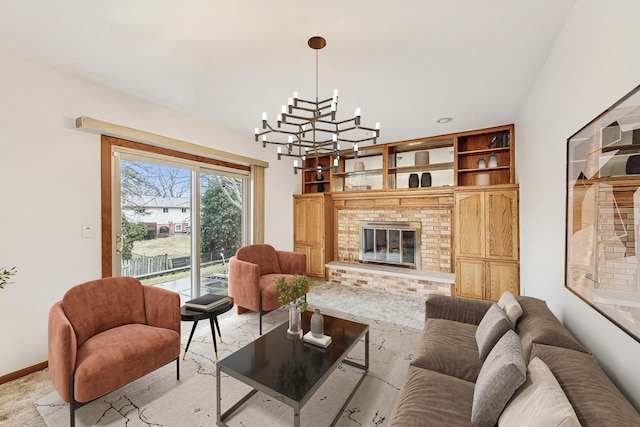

[275,274,313,338]
[0,266,16,290]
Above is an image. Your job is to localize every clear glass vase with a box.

[287,305,302,338]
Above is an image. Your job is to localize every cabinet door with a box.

[455,192,485,258]
[485,260,519,301]
[305,196,325,246]
[455,258,484,299]
[307,246,326,277]
[485,190,519,260]
[294,245,325,278]
[293,197,308,245]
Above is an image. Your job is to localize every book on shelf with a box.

[184,294,230,312]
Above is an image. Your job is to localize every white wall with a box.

[0,52,298,376]
[517,0,640,408]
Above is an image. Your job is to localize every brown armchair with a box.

[228,244,306,334]
[48,276,180,427]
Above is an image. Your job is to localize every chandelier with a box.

[254,36,380,174]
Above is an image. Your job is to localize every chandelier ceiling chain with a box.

[254,36,380,174]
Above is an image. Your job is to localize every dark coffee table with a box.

[180,297,234,361]
[216,311,369,427]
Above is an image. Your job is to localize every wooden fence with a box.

[121,252,225,278]
[122,254,169,277]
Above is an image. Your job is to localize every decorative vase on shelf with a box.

[311,309,324,338]
[477,157,486,169]
[415,151,430,166]
[488,153,498,168]
[408,173,419,188]
[421,172,432,187]
[287,305,302,339]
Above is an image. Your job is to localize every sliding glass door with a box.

[112,148,248,300]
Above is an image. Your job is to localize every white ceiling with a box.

[0,0,576,143]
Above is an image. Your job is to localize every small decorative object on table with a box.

[276,274,313,339]
[310,309,324,338]
[305,308,332,347]
[184,293,230,312]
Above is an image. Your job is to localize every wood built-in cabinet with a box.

[301,124,514,193]
[455,125,515,187]
[454,185,520,301]
[293,193,334,278]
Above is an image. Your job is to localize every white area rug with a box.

[35,306,420,426]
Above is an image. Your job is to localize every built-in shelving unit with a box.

[455,124,515,186]
[301,124,515,193]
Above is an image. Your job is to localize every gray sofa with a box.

[389,294,640,427]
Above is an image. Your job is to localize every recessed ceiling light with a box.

[437,117,453,124]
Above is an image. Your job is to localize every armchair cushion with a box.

[74,324,179,402]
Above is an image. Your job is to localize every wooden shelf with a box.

[333,168,383,177]
[457,146,510,156]
[458,166,510,173]
[389,161,454,173]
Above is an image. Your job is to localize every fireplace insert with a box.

[359,221,420,268]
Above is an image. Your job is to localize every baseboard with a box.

[0,361,48,385]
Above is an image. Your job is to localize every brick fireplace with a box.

[328,189,455,296]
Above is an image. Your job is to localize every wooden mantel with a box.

[331,187,455,208]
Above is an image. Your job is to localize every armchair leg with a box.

[259,296,263,335]
[176,357,180,380]
[69,377,76,427]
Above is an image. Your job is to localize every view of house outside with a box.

[120,158,244,298]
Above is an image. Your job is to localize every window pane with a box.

[199,172,244,296]
[120,159,193,298]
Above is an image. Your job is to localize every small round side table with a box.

[180,297,234,361]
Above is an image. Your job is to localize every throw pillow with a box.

[472,330,527,427]
[499,357,581,427]
[497,291,523,329]
[476,303,511,361]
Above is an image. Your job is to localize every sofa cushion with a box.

[235,244,282,275]
[476,303,511,361]
[498,357,580,427]
[412,318,483,383]
[516,297,588,360]
[497,291,523,329]
[74,324,180,402]
[472,330,527,427]
[531,343,640,427]
[62,277,147,347]
[389,366,474,427]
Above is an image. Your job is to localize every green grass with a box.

[131,234,191,258]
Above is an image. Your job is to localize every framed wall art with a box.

[566,84,640,342]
